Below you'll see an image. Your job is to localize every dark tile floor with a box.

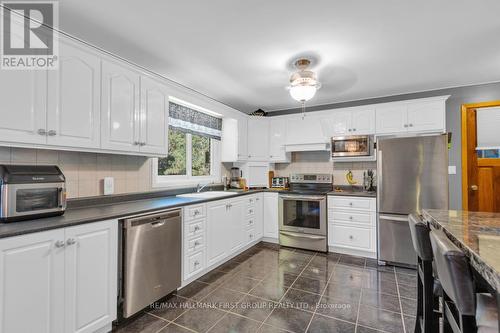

[113,242,417,333]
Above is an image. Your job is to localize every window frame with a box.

[153,130,221,188]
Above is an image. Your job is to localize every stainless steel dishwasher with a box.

[122,208,181,318]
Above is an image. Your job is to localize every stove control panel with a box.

[290,173,332,184]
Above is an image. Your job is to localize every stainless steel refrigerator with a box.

[377,134,448,266]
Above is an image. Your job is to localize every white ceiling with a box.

[59,0,500,113]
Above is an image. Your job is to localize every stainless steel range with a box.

[279,173,332,252]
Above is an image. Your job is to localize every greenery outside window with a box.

[154,101,221,187]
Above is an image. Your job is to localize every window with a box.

[154,100,222,187]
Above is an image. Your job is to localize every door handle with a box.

[280,231,326,240]
[470,185,478,191]
[379,215,408,222]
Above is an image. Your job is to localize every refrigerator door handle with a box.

[377,149,382,212]
[379,215,408,222]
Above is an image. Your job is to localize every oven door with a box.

[1,182,66,219]
[279,194,327,236]
[331,136,371,157]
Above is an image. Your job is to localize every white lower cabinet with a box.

[328,196,377,258]
[0,220,117,333]
[263,192,279,239]
[183,194,265,284]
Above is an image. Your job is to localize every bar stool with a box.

[429,230,499,333]
[408,214,441,333]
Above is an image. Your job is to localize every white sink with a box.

[176,191,236,199]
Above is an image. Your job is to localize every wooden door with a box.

[0,230,65,333]
[64,220,117,333]
[47,37,101,149]
[462,101,500,212]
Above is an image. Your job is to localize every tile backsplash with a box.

[0,147,152,198]
[274,151,376,185]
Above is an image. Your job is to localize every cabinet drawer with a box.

[329,224,375,251]
[184,219,204,239]
[246,229,256,244]
[186,251,205,277]
[246,206,256,216]
[328,196,375,211]
[328,210,375,226]
[245,216,256,229]
[246,196,256,206]
[185,235,205,254]
[184,204,206,221]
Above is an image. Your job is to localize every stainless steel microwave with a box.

[0,165,66,222]
[331,135,373,158]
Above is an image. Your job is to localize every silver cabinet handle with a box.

[194,241,200,246]
[349,202,353,206]
[249,234,253,239]
[248,209,253,214]
[349,216,353,220]
[404,124,408,128]
[408,123,413,127]
[140,142,146,146]
[37,128,47,135]
[194,261,200,266]
[47,130,56,136]
[193,210,200,216]
[55,240,65,248]
[66,238,77,246]
[348,128,352,132]
[133,141,139,145]
[349,235,354,240]
[194,225,200,231]
[352,128,356,132]
[256,198,259,201]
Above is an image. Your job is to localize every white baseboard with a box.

[329,246,377,259]
[262,237,279,244]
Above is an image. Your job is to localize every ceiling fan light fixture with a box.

[288,58,321,102]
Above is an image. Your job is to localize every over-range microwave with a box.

[331,135,374,158]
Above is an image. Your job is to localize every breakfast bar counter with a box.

[422,209,500,292]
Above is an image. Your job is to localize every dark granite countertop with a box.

[0,190,262,239]
[422,209,500,292]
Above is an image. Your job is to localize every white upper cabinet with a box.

[139,76,169,155]
[269,118,289,162]
[376,98,447,135]
[285,115,328,145]
[406,100,445,132]
[247,117,270,161]
[0,69,47,144]
[221,118,238,162]
[327,110,350,136]
[237,116,248,161]
[324,108,375,137]
[47,37,101,149]
[350,108,376,135]
[376,104,408,134]
[101,59,141,152]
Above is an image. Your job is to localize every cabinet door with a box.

[228,198,246,253]
[237,117,248,161]
[0,69,47,144]
[269,118,288,162]
[207,201,230,266]
[375,104,408,134]
[254,194,264,238]
[64,220,117,333]
[328,111,351,136]
[351,108,375,135]
[221,118,238,162]
[47,38,101,148]
[139,76,169,155]
[247,117,269,161]
[263,193,279,239]
[101,60,140,152]
[407,100,445,133]
[0,230,65,333]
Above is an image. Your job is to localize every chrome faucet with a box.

[196,182,211,193]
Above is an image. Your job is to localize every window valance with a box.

[169,102,222,140]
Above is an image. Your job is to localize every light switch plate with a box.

[448,166,457,175]
[103,177,114,195]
